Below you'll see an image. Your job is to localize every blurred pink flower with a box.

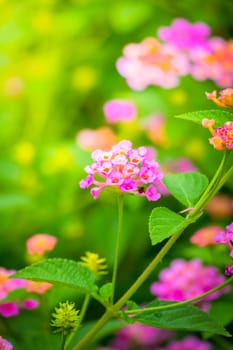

[26,233,57,255]
[190,225,222,247]
[141,114,167,147]
[150,259,229,310]
[0,336,13,350]
[191,39,233,87]
[158,18,211,52]
[164,335,211,350]
[25,281,53,294]
[206,193,233,219]
[103,99,137,124]
[80,140,164,200]
[76,127,117,151]
[21,298,39,310]
[116,37,190,90]
[98,323,173,350]
[163,157,197,173]
[0,302,19,317]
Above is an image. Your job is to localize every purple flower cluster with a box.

[150,259,229,310]
[98,323,212,350]
[79,140,164,201]
[116,18,233,89]
[214,222,233,275]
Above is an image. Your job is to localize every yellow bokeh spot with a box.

[41,147,74,175]
[31,11,53,34]
[62,221,84,238]
[72,65,97,92]
[14,142,35,166]
[170,89,187,105]
[184,139,206,161]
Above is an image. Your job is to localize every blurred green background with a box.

[0,0,233,348]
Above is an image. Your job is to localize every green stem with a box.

[60,331,66,350]
[71,152,233,350]
[123,275,233,314]
[188,150,230,217]
[111,195,124,304]
[65,294,91,350]
[213,335,233,350]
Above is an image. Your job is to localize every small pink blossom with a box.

[26,233,57,255]
[0,302,19,317]
[0,336,13,350]
[214,222,233,262]
[206,193,233,219]
[21,298,39,309]
[190,225,222,247]
[79,140,164,201]
[103,99,137,123]
[25,280,53,294]
[164,335,212,350]
[76,127,117,151]
[206,88,233,108]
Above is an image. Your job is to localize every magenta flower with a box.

[214,222,233,264]
[98,322,174,350]
[79,140,164,201]
[164,335,211,350]
[158,18,211,52]
[103,99,137,124]
[0,336,13,350]
[0,302,19,317]
[150,259,229,310]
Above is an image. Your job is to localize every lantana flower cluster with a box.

[202,118,233,150]
[150,259,229,310]
[79,140,164,201]
[214,222,233,276]
[117,18,233,89]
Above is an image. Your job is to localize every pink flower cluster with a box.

[206,88,233,108]
[0,267,52,318]
[0,336,13,350]
[150,259,229,310]
[116,18,233,89]
[202,118,233,150]
[98,323,211,350]
[214,222,233,276]
[79,140,164,201]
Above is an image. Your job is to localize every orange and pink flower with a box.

[26,233,57,255]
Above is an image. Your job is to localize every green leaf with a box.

[149,207,187,245]
[175,109,233,127]
[163,172,209,207]
[12,258,97,294]
[127,300,230,336]
[99,283,113,303]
